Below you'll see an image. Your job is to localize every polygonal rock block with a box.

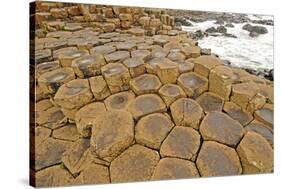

[128,94,166,120]
[44,39,67,50]
[135,113,174,149]
[123,57,146,77]
[200,111,244,147]
[72,54,106,78]
[177,72,208,98]
[53,47,77,59]
[35,49,52,63]
[131,49,151,61]
[160,126,201,161]
[151,158,199,180]
[151,47,168,58]
[223,101,253,126]
[231,82,259,109]
[110,144,160,183]
[193,55,222,78]
[153,35,169,47]
[50,8,68,18]
[158,84,186,107]
[36,60,61,78]
[178,60,194,73]
[35,138,72,171]
[156,60,179,84]
[35,165,75,187]
[90,110,134,161]
[116,42,136,51]
[38,68,76,94]
[34,127,51,147]
[58,49,89,67]
[245,120,273,147]
[170,98,204,129]
[104,91,135,111]
[139,16,150,27]
[54,79,93,110]
[89,76,111,100]
[119,13,133,21]
[64,23,83,31]
[254,104,273,129]
[101,63,131,93]
[90,45,116,55]
[196,92,224,113]
[52,123,80,142]
[246,93,266,113]
[196,141,242,176]
[75,102,107,137]
[46,31,72,38]
[167,51,186,62]
[209,66,237,100]
[130,74,162,95]
[128,28,145,36]
[237,131,273,173]
[102,22,116,33]
[35,99,65,129]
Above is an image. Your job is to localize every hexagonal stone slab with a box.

[104,50,130,63]
[178,60,194,73]
[193,55,222,78]
[131,49,151,61]
[129,94,166,120]
[110,144,160,182]
[44,39,67,50]
[53,46,77,59]
[89,76,111,100]
[254,104,273,129]
[90,110,134,161]
[196,141,242,176]
[237,131,273,173]
[72,54,106,78]
[170,98,204,129]
[135,113,174,149]
[177,72,208,98]
[104,91,135,111]
[159,84,186,107]
[75,102,107,137]
[36,60,60,78]
[52,123,80,142]
[101,63,131,93]
[196,92,224,113]
[160,126,201,161]
[90,45,116,55]
[146,57,170,74]
[199,111,244,147]
[116,42,136,51]
[156,59,179,84]
[151,158,199,180]
[34,127,51,147]
[58,49,89,67]
[246,93,266,113]
[37,67,75,94]
[54,79,93,110]
[123,57,146,77]
[223,101,253,126]
[130,74,162,95]
[35,49,52,63]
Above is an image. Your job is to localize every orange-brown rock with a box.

[159,84,186,106]
[254,103,273,129]
[104,91,135,111]
[123,57,146,77]
[58,49,89,67]
[193,55,222,78]
[196,92,224,113]
[156,59,179,84]
[52,123,80,142]
[130,74,162,95]
[89,76,111,100]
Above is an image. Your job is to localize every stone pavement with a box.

[30,2,274,187]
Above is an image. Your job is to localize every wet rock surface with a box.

[32,2,274,187]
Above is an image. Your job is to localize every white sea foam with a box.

[182,16,273,70]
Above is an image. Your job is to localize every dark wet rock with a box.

[217,25,227,33]
[242,23,268,34]
[200,48,211,55]
[205,27,217,33]
[224,33,237,38]
[175,16,193,26]
[225,23,234,28]
[215,19,224,25]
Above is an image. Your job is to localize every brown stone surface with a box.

[123,57,146,77]
[196,92,224,113]
[177,72,208,98]
[130,74,162,95]
[160,126,201,161]
[193,55,222,78]
[135,113,174,149]
[129,94,167,120]
[58,49,89,67]
[254,104,273,129]
[110,144,160,182]
[200,111,244,147]
[159,84,186,106]
[91,110,134,161]
[156,59,179,84]
[170,98,204,129]
[89,76,111,100]
[196,141,242,176]
[34,126,51,147]
[151,158,199,180]
[52,123,81,141]
[237,131,273,174]
[104,91,135,111]
[104,50,130,63]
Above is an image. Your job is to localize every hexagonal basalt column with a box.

[110,144,160,183]
[156,60,179,84]
[89,76,111,100]
[38,67,75,94]
[36,60,60,78]
[237,131,273,174]
[128,94,166,120]
[160,126,201,161]
[177,72,208,98]
[254,104,273,129]
[199,111,244,147]
[58,49,89,67]
[104,91,135,111]
[131,49,151,61]
[101,63,131,93]
[158,84,186,107]
[135,113,174,150]
[72,54,106,78]
[104,51,130,63]
[196,141,242,177]
[170,98,204,129]
[193,55,222,78]
[130,74,162,95]
[90,45,116,55]
[90,110,134,161]
[196,92,224,113]
[123,57,146,77]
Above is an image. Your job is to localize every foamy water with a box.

[182,15,274,70]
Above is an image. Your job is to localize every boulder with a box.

[130,74,162,95]
[205,27,217,33]
[110,144,160,182]
[159,84,186,106]
[196,92,224,113]
[217,25,227,33]
[196,141,242,176]
[135,113,174,149]
[242,23,268,34]
[170,98,204,129]
[123,57,146,77]
[104,91,135,111]
[89,76,111,100]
